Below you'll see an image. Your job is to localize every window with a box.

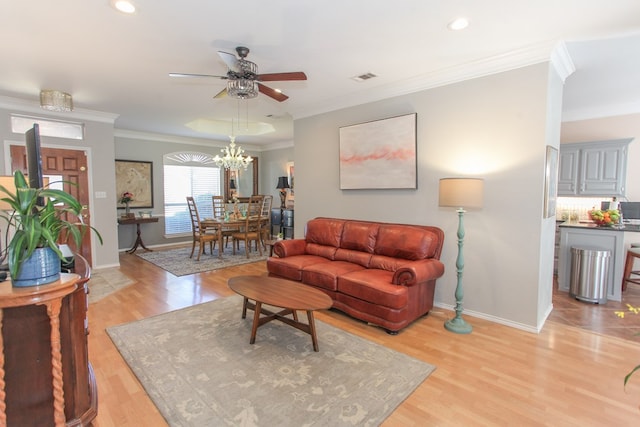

[163,152,221,236]
[11,114,84,139]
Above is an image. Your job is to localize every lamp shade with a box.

[439,178,484,209]
[276,176,290,190]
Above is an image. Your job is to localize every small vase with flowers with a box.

[119,191,135,218]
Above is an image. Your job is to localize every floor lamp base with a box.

[444,316,473,334]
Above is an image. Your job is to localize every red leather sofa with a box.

[266,217,445,333]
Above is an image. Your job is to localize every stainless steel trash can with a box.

[569,246,610,304]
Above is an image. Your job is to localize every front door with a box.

[10,145,93,265]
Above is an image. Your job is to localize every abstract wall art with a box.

[339,113,417,190]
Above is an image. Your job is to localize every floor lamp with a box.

[438,177,484,334]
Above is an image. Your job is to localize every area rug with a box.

[135,246,267,276]
[88,267,135,303]
[107,296,435,426]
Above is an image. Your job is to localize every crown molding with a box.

[550,42,576,82]
[114,128,264,151]
[293,40,559,120]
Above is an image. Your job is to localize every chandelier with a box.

[213,136,253,171]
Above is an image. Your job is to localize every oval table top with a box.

[228,275,332,311]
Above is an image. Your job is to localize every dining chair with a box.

[213,195,236,248]
[186,196,219,261]
[259,195,273,248]
[231,195,263,258]
[212,195,226,218]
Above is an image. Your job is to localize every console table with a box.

[0,273,97,426]
[118,216,159,253]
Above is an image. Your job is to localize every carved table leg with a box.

[45,299,66,427]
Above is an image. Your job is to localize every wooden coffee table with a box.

[228,275,333,352]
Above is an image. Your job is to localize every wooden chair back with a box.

[212,195,225,219]
[186,196,204,237]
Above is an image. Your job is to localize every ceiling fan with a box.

[169,46,307,102]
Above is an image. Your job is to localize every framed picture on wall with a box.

[543,146,558,218]
[115,159,154,208]
[339,113,417,190]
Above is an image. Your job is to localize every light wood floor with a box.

[88,253,640,426]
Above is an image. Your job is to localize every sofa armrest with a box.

[392,259,445,286]
[273,239,308,258]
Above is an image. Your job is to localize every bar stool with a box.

[622,245,640,291]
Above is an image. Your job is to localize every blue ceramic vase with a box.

[11,247,61,287]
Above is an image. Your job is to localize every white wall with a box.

[0,102,121,269]
[294,63,560,330]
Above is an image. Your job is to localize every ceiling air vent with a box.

[351,72,377,82]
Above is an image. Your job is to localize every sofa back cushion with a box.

[374,225,439,260]
[306,243,338,260]
[369,254,407,271]
[305,218,345,247]
[335,248,372,267]
[340,221,379,253]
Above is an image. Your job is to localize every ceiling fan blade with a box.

[258,72,307,82]
[213,87,228,99]
[217,51,241,72]
[258,83,289,102]
[169,72,227,79]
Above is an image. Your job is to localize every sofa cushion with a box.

[334,248,372,267]
[374,225,439,260]
[305,242,338,260]
[337,269,408,309]
[302,261,366,291]
[340,221,379,253]
[369,254,407,272]
[305,218,346,247]
[266,255,329,281]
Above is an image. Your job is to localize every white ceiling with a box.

[1,1,639,147]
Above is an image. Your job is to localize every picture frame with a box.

[115,159,154,208]
[286,161,295,208]
[543,145,558,218]
[339,113,417,190]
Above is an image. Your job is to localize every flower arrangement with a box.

[616,304,640,388]
[119,191,134,204]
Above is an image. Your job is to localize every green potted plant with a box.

[0,170,102,287]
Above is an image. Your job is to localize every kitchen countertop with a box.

[558,221,640,232]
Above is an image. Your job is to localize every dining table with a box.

[200,215,262,258]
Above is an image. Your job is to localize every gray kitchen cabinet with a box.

[558,146,579,194]
[558,139,631,197]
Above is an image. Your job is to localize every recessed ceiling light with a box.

[448,17,469,31]
[111,0,136,14]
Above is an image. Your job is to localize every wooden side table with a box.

[0,273,84,427]
[118,216,159,253]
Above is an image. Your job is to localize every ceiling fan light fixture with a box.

[40,89,73,112]
[227,79,259,99]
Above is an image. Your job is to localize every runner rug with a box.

[135,245,267,276]
[107,296,435,426]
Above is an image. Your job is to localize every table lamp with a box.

[276,176,290,209]
[438,177,484,334]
